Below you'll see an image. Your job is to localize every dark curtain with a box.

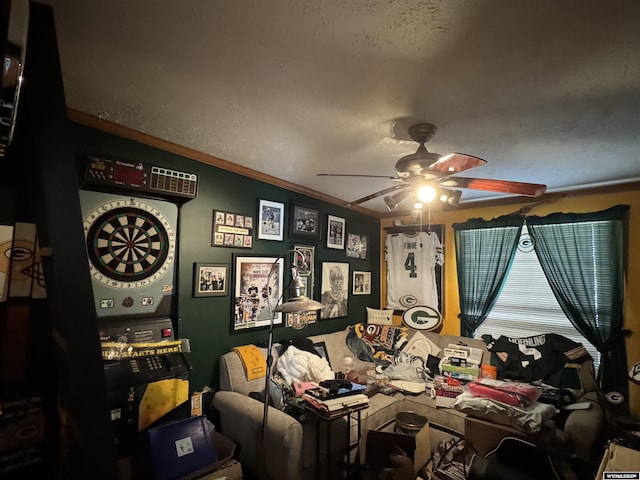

[452,215,523,337]
[526,205,629,393]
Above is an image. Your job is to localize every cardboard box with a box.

[596,441,640,478]
[148,416,238,480]
[464,416,558,457]
[464,416,526,457]
[196,459,242,479]
[359,422,431,476]
[180,430,238,479]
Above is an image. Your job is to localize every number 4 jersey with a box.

[385,231,443,310]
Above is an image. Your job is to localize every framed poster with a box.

[258,199,284,241]
[193,263,228,297]
[320,262,349,319]
[352,271,371,295]
[292,243,315,297]
[212,209,253,248]
[326,215,345,250]
[346,233,367,259]
[232,254,284,331]
[290,202,321,240]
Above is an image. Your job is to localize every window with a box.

[475,225,601,370]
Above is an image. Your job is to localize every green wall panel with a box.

[70,124,381,393]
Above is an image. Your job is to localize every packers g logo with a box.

[399,295,419,308]
[403,305,442,331]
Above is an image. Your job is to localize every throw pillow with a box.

[366,306,394,326]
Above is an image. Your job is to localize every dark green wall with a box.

[70,124,381,393]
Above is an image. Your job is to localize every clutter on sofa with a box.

[213,322,608,480]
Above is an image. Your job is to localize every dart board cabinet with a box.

[79,190,178,321]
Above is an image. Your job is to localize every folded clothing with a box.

[468,378,540,407]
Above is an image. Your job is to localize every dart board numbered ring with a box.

[83,198,176,289]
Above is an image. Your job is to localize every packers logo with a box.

[0,239,35,282]
[399,295,419,308]
[403,305,442,331]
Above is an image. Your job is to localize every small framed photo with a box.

[313,340,331,368]
[258,199,285,241]
[352,271,371,295]
[292,243,315,298]
[326,215,345,250]
[346,233,368,259]
[290,202,321,240]
[193,263,228,297]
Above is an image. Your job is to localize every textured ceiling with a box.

[40,0,640,213]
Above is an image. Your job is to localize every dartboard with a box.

[83,198,176,289]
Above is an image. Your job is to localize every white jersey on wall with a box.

[385,231,443,310]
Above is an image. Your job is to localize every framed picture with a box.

[258,199,284,241]
[232,254,284,332]
[286,310,318,330]
[346,233,368,259]
[292,243,315,297]
[320,262,349,319]
[193,263,228,297]
[212,209,253,248]
[352,271,371,295]
[290,202,321,240]
[383,224,445,315]
[326,215,345,250]
[313,341,331,368]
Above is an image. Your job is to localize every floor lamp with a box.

[260,249,324,479]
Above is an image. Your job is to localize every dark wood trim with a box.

[67,109,381,218]
[380,181,640,218]
[68,109,638,220]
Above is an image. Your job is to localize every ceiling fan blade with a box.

[346,184,409,206]
[428,153,487,175]
[317,173,401,180]
[442,177,547,197]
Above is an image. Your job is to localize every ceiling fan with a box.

[317,123,547,211]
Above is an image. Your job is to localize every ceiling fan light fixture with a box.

[417,185,436,203]
[439,189,462,207]
[383,189,410,211]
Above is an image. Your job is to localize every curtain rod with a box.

[383,225,442,234]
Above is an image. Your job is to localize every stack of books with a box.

[301,385,369,417]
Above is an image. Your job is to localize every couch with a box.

[212,325,606,480]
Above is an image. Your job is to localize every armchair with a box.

[213,347,348,480]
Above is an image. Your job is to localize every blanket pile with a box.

[277,345,334,384]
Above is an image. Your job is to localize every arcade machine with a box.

[77,153,198,457]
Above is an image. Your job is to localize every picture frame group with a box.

[211,209,254,248]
